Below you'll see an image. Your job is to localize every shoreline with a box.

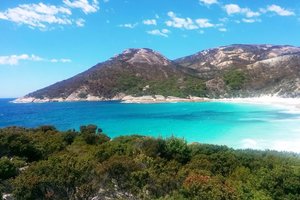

[10,95,300,113]
[212,96,300,113]
[12,95,300,107]
[7,95,300,153]
[121,95,210,103]
[11,95,211,104]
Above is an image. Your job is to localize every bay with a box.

[1,98,299,152]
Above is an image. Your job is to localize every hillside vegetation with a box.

[0,126,299,200]
[21,45,300,102]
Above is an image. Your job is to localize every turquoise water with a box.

[0,98,300,152]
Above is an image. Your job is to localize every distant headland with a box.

[14,44,300,103]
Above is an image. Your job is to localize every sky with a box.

[0,0,300,98]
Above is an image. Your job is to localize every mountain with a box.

[15,44,300,102]
[176,44,300,97]
[18,48,206,102]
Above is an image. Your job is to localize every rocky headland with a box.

[14,44,300,103]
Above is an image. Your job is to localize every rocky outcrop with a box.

[121,95,209,103]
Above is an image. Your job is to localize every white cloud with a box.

[224,3,294,23]
[0,54,71,65]
[224,4,260,18]
[245,10,260,18]
[166,12,216,30]
[0,1,99,29]
[30,55,44,61]
[143,19,157,25]
[242,18,261,23]
[0,3,72,29]
[166,11,198,30]
[199,0,218,5]
[63,0,99,14]
[218,27,227,32]
[0,54,42,65]
[147,29,170,37]
[195,18,214,28]
[60,58,72,63]
[265,5,295,16]
[50,58,72,63]
[75,18,85,27]
[224,4,242,15]
[162,29,170,33]
[119,23,137,29]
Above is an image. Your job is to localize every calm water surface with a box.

[0,98,299,152]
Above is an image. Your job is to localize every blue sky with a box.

[0,0,300,97]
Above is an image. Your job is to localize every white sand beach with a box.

[212,96,300,113]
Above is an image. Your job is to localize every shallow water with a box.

[1,98,300,152]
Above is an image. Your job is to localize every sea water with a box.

[0,98,300,152]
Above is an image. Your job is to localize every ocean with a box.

[0,98,300,152]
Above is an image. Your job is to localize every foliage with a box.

[223,70,246,90]
[113,74,207,98]
[145,77,206,98]
[182,172,238,199]
[164,137,191,163]
[12,154,99,200]
[0,126,299,199]
[0,157,17,180]
[80,124,110,145]
[114,73,146,95]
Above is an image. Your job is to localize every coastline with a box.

[121,95,210,103]
[212,96,300,113]
[7,95,300,153]
[11,95,210,104]
[12,95,300,109]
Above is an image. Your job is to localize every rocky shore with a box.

[12,95,300,112]
[121,95,209,103]
[12,95,210,104]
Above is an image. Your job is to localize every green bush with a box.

[113,73,207,97]
[164,137,191,164]
[223,70,246,90]
[0,126,298,200]
[80,125,110,145]
[12,154,99,200]
[0,157,17,180]
[62,130,78,145]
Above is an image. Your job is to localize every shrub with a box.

[164,137,191,164]
[0,157,18,180]
[223,70,246,90]
[80,125,110,145]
